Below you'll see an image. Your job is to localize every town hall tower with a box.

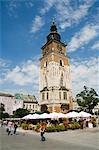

[39,22,73,113]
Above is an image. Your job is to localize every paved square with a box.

[0,127,99,150]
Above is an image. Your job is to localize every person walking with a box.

[7,121,13,135]
[40,123,46,141]
[13,122,18,135]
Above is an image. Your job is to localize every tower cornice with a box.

[41,39,67,49]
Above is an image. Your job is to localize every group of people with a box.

[1,119,46,141]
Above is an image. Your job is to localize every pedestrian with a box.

[7,121,13,135]
[40,123,46,141]
[13,122,18,135]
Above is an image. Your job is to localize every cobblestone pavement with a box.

[0,127,99,150]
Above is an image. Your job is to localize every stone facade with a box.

[39,22,73,113]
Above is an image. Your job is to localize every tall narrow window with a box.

[59,92,61,100]
[47,92,49,100]
[45,75,48,87]
[42,93,45,100]
[46,61,47,67]
[63,92,67,100]
[60,60,62,66]
[60,73,63,87]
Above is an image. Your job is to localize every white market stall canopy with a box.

[22,112,66,119]
[79,111,92,117]
[48,112,61,119]
[22,114,40,119]
[65,111,80,118]
[58,113,66,118]
[22,111,92,120]
[22,114,34,119]
[39,113,50,119]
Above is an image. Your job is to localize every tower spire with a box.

[51,17,55,25]
[50,18,57,32]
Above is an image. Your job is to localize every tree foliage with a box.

[41,104,49,113]
[76,86,99,113]
[0,103,5,119]
[13,108,30,118]
[0,103,10,119]
[0,103,5,113]
[1,113,10,119]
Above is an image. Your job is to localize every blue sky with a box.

[0,0,99,100]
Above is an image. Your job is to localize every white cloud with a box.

[0,58,10,68]
[0,57,40,86]
[31,16,44,33]
[40,0,55,15]
[71,57,99,97]
[55,0,95,30]
[0,57,40,98]
[0,57,98,99]
[30,0,95,33]
[25,1,34,8]
[68,24,99,52]
[7,1,34,17]
[92,41,99,50]
[5,60,39,86]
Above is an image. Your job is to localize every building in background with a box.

[39,22,73,113]
[0,93,23,115]
[0,92,39,115]
[15,93,39,113]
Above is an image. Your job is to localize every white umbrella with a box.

[22,114,33,119]
[65,111,80,118]
[79,111,92,117]
[39,113,50,119]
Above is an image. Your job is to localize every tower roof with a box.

[41,20,67,49]
[47,21,61,42]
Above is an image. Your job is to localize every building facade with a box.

[23,95,39,113]
[0,93,39,115]
[15,93,39,113]
[0,93,23,115]
[39,22,73,113]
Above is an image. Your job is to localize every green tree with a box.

[0,103,5,112]
[41,104,49,113]
[76,86,99,114]
[2,112,10,119]
[13,108,30,118]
